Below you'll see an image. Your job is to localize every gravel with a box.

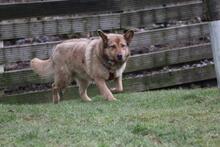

[130,36,210,55]
[126,59,214,78]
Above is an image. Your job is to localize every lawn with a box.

[0,88,220,147]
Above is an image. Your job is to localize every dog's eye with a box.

[121,44,127,48]
[109,45,116,48]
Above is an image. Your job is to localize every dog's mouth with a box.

[116,59,125,64]
[107,58,125,66]
[102,52,130,69]
[115,54,130,63]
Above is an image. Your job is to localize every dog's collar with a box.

[97,54,117,80]
[102,58,116,70]
[108,72,115,80]
[97,50,126,80]
[97,53,116,71]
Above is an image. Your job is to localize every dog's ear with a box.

[124,30,134,45]
[97,30,108,45]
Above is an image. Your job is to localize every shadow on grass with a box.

[0,91,55,105]
[0,88,80,104]
[0,86,100,105]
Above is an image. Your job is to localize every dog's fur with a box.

[30,30,134,103]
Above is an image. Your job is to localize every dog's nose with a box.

[117,54,123,60]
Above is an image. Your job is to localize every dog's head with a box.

[98,30,134,64]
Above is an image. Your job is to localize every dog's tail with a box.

[30,58,54,80]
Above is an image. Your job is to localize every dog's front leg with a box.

[95,78,117,101]
[52,83,60,104]
[111,76,123,93]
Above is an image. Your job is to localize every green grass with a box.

[0,88,220,147]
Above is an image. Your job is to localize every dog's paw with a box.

[110,88,123,93]
[53,94,60,104]
[53,98,60,104]
[82,97,92,102]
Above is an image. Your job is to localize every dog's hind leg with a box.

[52,68,70,104]
[76,79,92,102]
[52,83,61,104]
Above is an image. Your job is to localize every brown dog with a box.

[30,30,134,103]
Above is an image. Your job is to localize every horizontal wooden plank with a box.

[0,64,215,103]
[0,0,115,20]
[130,22,209,49]
[124,64,215,91]
[0,22,210,64]
[0,0,202,20]
[0,13,121,40]
[126,43,212,73]
[121,1,204,29]
[0,1,204,40]
[0,0,65,4]
[0,68,47,88]
[0,41,60,64]
[0,43,213,88]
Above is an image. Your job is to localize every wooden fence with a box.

[0,0,216,99]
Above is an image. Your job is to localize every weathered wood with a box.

[0,64,215,102]
[0,23,209,64]
[207,0,220,88]
[117,0,202,11]
[0,68,48,88]
[0,13,120,40]
[206,0,220,21]
[0,1,204,40]
[0,64,4,73]
[130,22,209,50]
[124,64,215,91]
[0,43,213,88]
[0,0,202,20]
[126,43,212,73]
[0,0,61,3]
[209,21,220,87]
[0,0,115,20]
[0,41,3,48]
[0,41,60,64]
[0,89,4,97]
[0,40,3,74]
[121,1,204,29]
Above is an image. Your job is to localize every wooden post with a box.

[0,88,4,97]
[209,22,220,87]
[0,41,3,48]
[0,41,4,96]
[0,41,4,74]
[0,41,3,74]
[207,0,220,87]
